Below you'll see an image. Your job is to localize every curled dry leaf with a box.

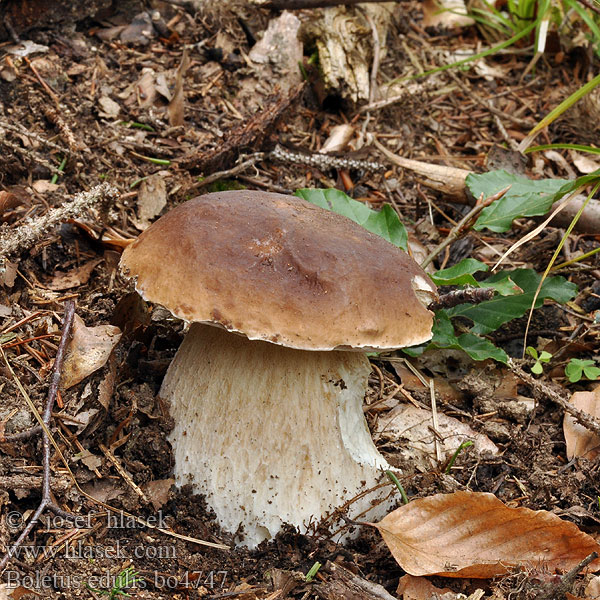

[46,258,102,290]
[62,314,122,389]
[564,388,600,460]
[374,491,600,578]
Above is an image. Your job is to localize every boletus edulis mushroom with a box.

[119,190,437,547]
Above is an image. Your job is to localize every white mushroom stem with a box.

[161,323,394,547]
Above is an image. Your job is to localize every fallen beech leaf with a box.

[143,478,175,510]
[422,0,474,28]
[585,575,600,598]
[62,314,121,388]
[167,49,189,127]
[135,173,167,230]
[564,389,600,460]
[374,491,600,578]
[46,258,102,290]
[397,574,459,600]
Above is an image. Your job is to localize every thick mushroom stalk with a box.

[161,323,391,547]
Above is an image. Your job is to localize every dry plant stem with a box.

[254,0,407,7]
[0,424,42,443]
[508,359,600,438]
[0,182,119,259]
[420,188,508,268]
[0,120,71,155]
[188,153,265,193]
[374,138,600,233]
[428,287,495,311]
[534,551,598,600]
[0,301,76,574]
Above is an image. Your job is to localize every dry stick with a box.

[508,359,600,438]
[253,0,408,8]
[189,153,265,193]
[420,186,510,268]
[0,182,119,260]
[0,300,76,574]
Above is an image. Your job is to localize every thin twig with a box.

[420,186,510,268]
[508,359,600,438]
[0,301,76,573]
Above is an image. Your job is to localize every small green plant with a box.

[87,566,144,599]
[445,440,474,474]
[305,561,322,582]
[565,358,600,383]
[526,346,553,375]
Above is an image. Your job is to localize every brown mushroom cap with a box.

[120,190,437,351]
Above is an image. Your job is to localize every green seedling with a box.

[87,566,144,599]
[305,561,322,582]
[50,155,67,185]
[526,346,552,375]
[445,440,474,474]
[386,470,409,505]
[565,358,600,383]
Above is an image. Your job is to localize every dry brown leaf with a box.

[374,491,600,578]
[397,574,458,600]
[167,49,189,127]
[564,388,600,460]
[62,314,121,389]
[46,258,102,290]
[143,478,175,510]
[376,404,498,471]
[585,575,600,599]
[134,173,167,230]
[422,0,474,29]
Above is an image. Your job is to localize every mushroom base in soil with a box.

[162,323,393,547]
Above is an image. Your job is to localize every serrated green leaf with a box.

[431,258,489,286]
[446,269,577,334]
[295,188,408,250]
[403,312,508,364]
[466,170,569,233]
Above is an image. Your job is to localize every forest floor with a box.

[0,1,599,599]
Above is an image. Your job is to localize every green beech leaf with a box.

[468,170,600,233]
[467,170,569,232]
[404,312,508,364]
[446,269,577,334]
[431,259,489,286]
[296,188,408,250]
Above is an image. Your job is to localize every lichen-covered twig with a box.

[0,182,119,260]
[0,301,76,573]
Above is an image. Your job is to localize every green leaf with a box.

[431,258,489,286]
[566,358,600,382]
[539,351,552,362]
[431,259,520,296]
[403,312,508,364]
[446,269,577,334]
[467,170,569,232]
[526,346,539,360]
[531,362,543,375]
[565,360,584,383]
[468,170,600,233]
[296,188,408,250]
[583,365,600,380]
